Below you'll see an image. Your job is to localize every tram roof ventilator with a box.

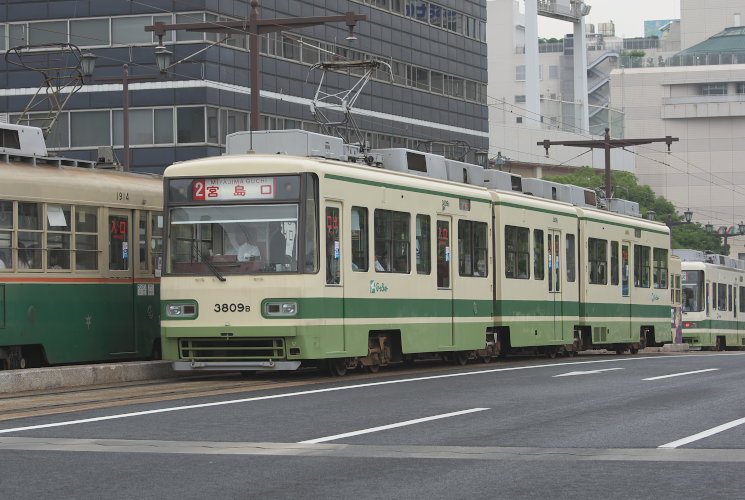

[0,123,97,168]
[673,249,745,269]
[227,129,637,213]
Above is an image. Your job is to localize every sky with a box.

[537,0,681,39]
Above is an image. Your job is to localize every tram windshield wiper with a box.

[198,248,226,282]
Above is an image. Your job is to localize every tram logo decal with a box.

[651,292,660,302]
[370,280,389,294]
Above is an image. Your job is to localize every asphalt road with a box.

[1,352,745,499]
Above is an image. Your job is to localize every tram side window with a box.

[304,175,319,273]
[566,234,576,282]
[374,209,410,273]
[653,248,668,289]
[151,213,163,276]
[717,283,727,311]
[740,286,745,313]
[325,207,340,284]
[18,202,42,270]
[75,206,99,271]
[588,238,607,285]
[0,200,13,270]
[533,229,544,280]
[711,282,717,309]
[505,225,529,279]
[729,284,733,311]
[109,215,129,270]
[139,215,148,271]
[634,245,651,288]
[351,206,368,272]
[458,220,487,277]
[611,241,619,285]
[46,204,71,271]
[416,215,431,274]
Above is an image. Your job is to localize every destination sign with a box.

[192,177,276,201]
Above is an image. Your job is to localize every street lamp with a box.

[80,44,172,171]
[704,220,745,255]
[665,209,694,227]
[145,0,366,132]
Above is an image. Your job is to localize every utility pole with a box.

[538,128,678,208]
[146,0,366,132]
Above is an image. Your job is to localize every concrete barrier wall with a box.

[0,361,182,394]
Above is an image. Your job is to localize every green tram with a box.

[0,123,163,370]
[161,130,673,374]
[677,249,745,350]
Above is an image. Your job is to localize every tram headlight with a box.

[166,302,198,318]
[264,301,298,317]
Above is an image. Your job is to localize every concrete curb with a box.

[0,361,182,394]
[661,343,690,352]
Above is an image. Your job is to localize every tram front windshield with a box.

[166,174,318,276]
[682,270,704,312]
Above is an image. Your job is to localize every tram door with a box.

[620,242,632,338]
[325,204,346,353]
[436,218,455,347]
[547,230,563,341]
[108,210,136,354]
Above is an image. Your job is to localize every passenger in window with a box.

[235,226,261,262]
[375,251,389,272]
[394,255,408,273]
[326,233,339,284]
[49,249,68,270]
[0,251,7,269]
[18,242,33,269]
[268,222,289,269]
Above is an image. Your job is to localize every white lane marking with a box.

[642,368,719,381]
[1,353,742,435]
[553,368,624,377]
[299,408,490,444]
[659,416,745,449]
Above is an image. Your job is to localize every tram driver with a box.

[231,226,261,262]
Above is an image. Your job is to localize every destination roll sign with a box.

[192,177,275,201]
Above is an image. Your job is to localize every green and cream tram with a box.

[0,124,163,369]
[161,130,674,373]
[676,249,745,350]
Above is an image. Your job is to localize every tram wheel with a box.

[7,347,26,370]
[614,348,626,355]
[545,347,558,359]
[715,337,725,351]
[629,347,639,354]
[328,359,348,377]
[366,363,380,373]
[453,352,468,366]
[480,356,492,364]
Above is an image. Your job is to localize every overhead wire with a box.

[13,0,745,223]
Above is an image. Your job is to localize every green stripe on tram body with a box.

[682,319,745,347]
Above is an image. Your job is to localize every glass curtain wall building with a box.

[0,0,488,173]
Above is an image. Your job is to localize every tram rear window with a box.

[168,176,301,203]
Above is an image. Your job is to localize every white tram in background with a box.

[160,130,673,374]
[676,249,745,350]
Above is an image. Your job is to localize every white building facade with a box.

[612,1,745,255]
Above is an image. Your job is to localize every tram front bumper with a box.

[173,360,302,371]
